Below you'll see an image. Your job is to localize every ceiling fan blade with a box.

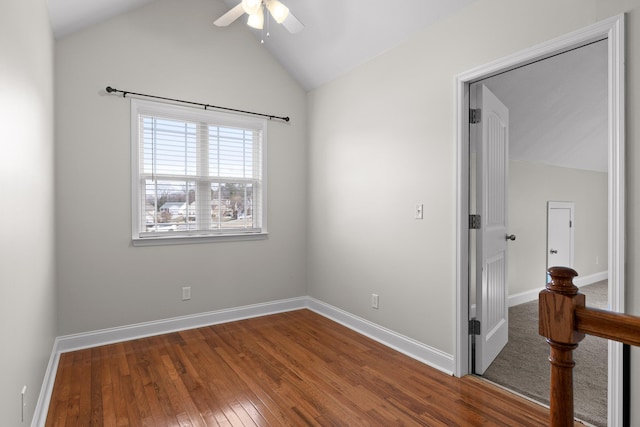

[213,3,245,27]
[281,11,304,34]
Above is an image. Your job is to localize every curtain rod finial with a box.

[106,86,115,93]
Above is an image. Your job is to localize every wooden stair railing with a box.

[539,266,640,427]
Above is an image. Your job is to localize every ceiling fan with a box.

[214,0,304,34]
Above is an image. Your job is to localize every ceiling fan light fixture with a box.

[266,0,289,24]
[246,7,264,29]
[241,0,262,15]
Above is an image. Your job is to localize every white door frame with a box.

[455,14,625,426]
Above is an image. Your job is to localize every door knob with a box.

[506,234,516,241]
[550,249,558,254]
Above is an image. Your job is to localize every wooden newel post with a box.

[539,266,585,427]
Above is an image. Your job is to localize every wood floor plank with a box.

[168,343,222,426]
[110,343,133,427]
[89,347,104,425]
[99,362,116,426]
[147,345,191,425]
[185,337,262,426]
[124,342,157,426]
[47,352,73,427]
[46,309,566,426]
[64,351,83,424]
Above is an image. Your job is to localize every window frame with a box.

[130,99,268,246]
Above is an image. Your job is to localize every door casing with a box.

[455,14,625,426]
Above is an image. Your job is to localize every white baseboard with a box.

[31,342,61,427]
[306,298,454,374]
[573,270,608,288]
[508,289,541,308]
[509,270,608,307]
[469,270,608,317]
[32,296,454,426]
[55,297,308,354]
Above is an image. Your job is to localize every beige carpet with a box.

[482,281,608,427]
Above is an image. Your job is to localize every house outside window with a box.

[131,99,267,245]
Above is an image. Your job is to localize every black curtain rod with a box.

[105,86,290,122]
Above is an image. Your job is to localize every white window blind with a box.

[131,99,266,243]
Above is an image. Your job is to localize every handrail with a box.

[576,306,640,346]
[538,266,640,427]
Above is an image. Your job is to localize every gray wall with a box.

[307,0,608,355]
[469,160,608,304]
[54,0,308,335]
[508,160,608,296]
[307,0,640,423]
[0,0,57,424]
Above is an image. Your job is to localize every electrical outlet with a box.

[371,293,379,309]
[182,286,191,301]
[21,386,26,423]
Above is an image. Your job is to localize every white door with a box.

[473,84,510,374]
[547,202,574,271]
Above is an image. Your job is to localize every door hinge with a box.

[470,108,482,124]
[469,214,481,230]
[570,220,573,228]
[469,319,481,335]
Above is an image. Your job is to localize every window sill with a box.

[131,232,268,247]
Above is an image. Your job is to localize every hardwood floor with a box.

[46,309,559,426]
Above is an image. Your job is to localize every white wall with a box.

[508,160,608,296]
[308,1,640,423]
[308,0,600,355]
[54,0,308,335]
[0,0,56,424]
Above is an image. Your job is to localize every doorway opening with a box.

[547,201,576,276]
[455,14,624,427]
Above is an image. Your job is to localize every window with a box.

[131,99,267,244]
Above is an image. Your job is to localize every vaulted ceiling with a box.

[46,0,607,172]
[482,40,608,173]
[47,0,477,90]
